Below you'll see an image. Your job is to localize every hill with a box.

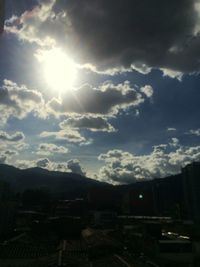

[0,164,109,197]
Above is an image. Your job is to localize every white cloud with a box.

[167,127,177,131]
[140,85,154,98]
[16,157,86,176]
[98,142,200,184]
[131,63,152,75]
[40,128,89,144]
[36,143,69,156]
[5,0,57,47]
[169,137,180,148]
[187,128,200,136]
[0,131,24,142]
[161,68,183,81]
[15,142,30,151]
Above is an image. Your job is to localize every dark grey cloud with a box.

[6,0,200,73]
[54,0,200,73]
[0,154,6,164]
[0,149,17,164]
[48,81,144,116]
[0,131,24,142]
[4,150,18,156]
[0,79,45,122]
[66,159,86,176]
[36,158,50,168]
[60,115,116,132]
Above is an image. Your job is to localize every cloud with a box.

[0,131,24,142]
[140,85,154,98]
[66,159,86,176]
[47,81,145,117]
[98,142,200,184]
[5,0,57,47]
[3,150,18,157]
[15,160,34,169]
[5,0,200,74]
[36,158,50,168]
[16,158,51,169]
[15,142,30,151]
[169,137,180,148]
[60,115,116,133]
[0,132,26,164]
[186,128,200,136]
[0,79,45,123]
[36,143,69,155]
[167,127,177,131]
[0,149,18,164]
[40,128,88,144]
[161,68,183,81]
[42,81,148,145]
[16,157,86,176]
[62,0,200,73]
[0,154,7,164]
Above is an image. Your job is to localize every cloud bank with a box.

[98,140,200,184]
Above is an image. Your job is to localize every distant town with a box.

[0,161,200,266]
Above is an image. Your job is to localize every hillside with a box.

[0,164,109,197]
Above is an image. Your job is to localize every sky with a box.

[0,0,200,184]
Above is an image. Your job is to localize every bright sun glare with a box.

[42,48,77,91]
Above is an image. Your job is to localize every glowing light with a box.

[41,48,77,91]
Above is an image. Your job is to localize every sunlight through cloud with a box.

[36,48,77,92]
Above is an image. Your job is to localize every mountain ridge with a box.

[0,163,110,196]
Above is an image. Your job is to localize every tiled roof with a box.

[0,244,55,259]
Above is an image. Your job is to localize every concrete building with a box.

[0,0,4,34]
[182,162,200,222]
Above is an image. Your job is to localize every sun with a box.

[41,48,77,91]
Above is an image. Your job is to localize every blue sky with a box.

[0,0,200,184]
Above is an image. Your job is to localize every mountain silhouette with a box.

[0,164,108,197]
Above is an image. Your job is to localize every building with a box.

[122,173,186,218]
[82,228,122,259]
[182,162,200,221]
[0,202,16,239]
[0,0,4,34]
[153,174,184,218]
[0,232,59,267]
[123,182,156,215]
[88,187,121,211]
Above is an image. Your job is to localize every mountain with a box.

[0,164,109,197]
